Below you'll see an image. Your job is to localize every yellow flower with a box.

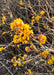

[30,45,32,48]
[25,71,28,75]
[13,35,19,43]
[51,56,54,62]
[40,11,45,15]
[13,63,17,67]
[47,25,49,28]
[10,18,33,44]
[2,20,5,24]
[2,32,6,35]
[42,54,47,59]
[11,59,13,62]
[42,51,49,58]
[10,34,13,37]
[35,16,41,21]
[28,69,32,74]
[0,47,3,52]
[2,16,6,19]
[51,16,54,21]
[39,35,47,45]
[48,59,53,65]
[43,51,49,55]
[18,58,20,60]
[23,54,27,58]
[31,22,33,25]
[25,46,30,52]
[22,57,24,60]
[52,68,54,72]
[32,16,35,19]
[23,61,26,64]
[43,26,46,28]
[51,17,54,19]
[24,40,28,44]
[13,56,16,59]
[17,45,19,47]
[10,18,23,30]
[2,16,6,24]
[10,22,15,30]
[18,62,21,66]
[27,37,29,40]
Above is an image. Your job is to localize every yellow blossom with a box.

[51,17,54,21]
[40,11,45,15]
[17,45,19,48]
[0,47,3,52]
[48,59,53,65]
[39,34,47,45]
[2,32,6,35]
[13,63,17,67]
[2,16,6,24]
[43,51,49,55]
[18,62,21,66]
[13,35,19,43]
[22,57,24,60]
[10,18,33,44]
[51,17,54,19]
[18,58,20,60]
[42,50,49,58]
[30,45,32,48]
[23,61,26,64]
[32,16,35,19]
[13,56,16,59]
[35,16,41,21]
[10,34,13,37]
[23,54,27,58]
[25,46,30,52]
[43,26,46,28]
[51,56,54,62]
[52,68,54,72]
[47,25,49,28]
[31,22,33,25]
[42,54,47,59]
[28,69,32,74]
[25,71,28,75]
[11,59,13,62]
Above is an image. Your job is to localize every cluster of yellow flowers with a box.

[39,34,47,45]
[31,10,45,25]
[43,25,49,29]
[25,69,32,75]
[48,56,54,65]
[2,16,6,24]
[20,0,23,5]
[22,54,27,60]
[9,54,28,67]
[40,11,45,15]
[10,56,22,67]
[10,18,33,44]
[42,50,49,59]
[35,16,41,21]
[41,50,54,65]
